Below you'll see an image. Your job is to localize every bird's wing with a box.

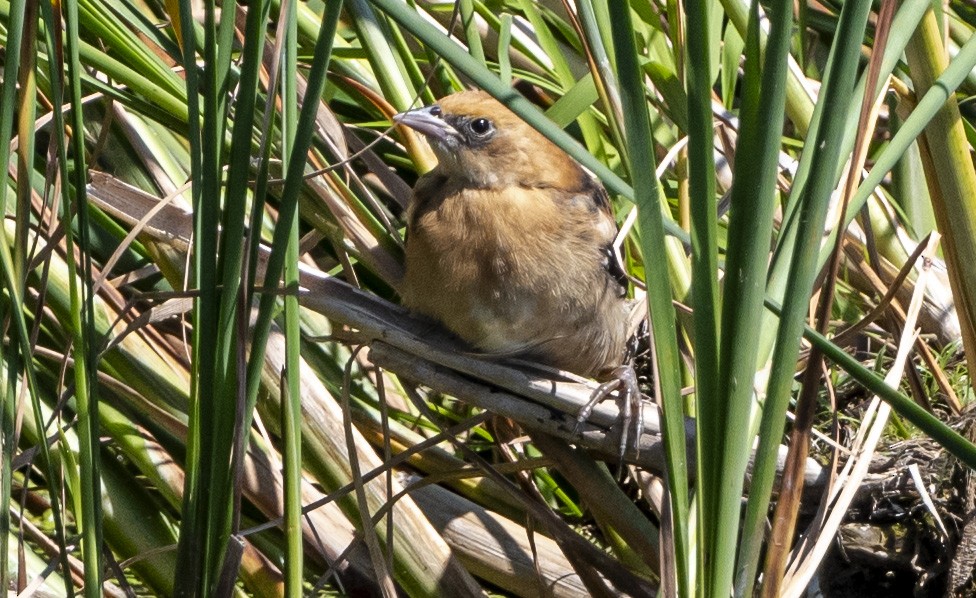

[583,176,629,293]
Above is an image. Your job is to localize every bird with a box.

[394,90,642,451]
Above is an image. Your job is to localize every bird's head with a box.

[394,91,583,189]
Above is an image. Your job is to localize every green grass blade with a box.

[755,0,874,589]
[347,0,416,111]
[718,0,814,133]
[63,0,105,591]
[458,0,484,63]
[608,3,690,595]
[797,314,976,468]
[281,0,304,591]
[721,0,799,590]
[0,0,29,591]
[683,0,722,590]
[172,0,213,587]
[900,12,976,380]
[244,0,343,510]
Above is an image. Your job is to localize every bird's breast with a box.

[403,183,628,376]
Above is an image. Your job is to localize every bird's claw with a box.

[575,364,643,465]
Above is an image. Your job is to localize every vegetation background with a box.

[1,0,976,595]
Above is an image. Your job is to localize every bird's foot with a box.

[575,364,644,465]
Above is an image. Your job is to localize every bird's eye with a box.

[469,118,493,136]
[430,105,442,117]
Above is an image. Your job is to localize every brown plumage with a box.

[395,90,631,379]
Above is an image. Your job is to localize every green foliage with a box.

[2,0,976,595]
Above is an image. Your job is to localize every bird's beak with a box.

[393,106,458,143]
